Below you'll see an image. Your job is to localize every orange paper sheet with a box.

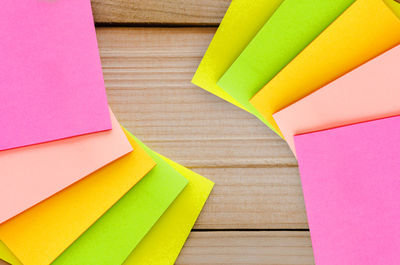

[250,0,400,135]
[0,130,156,265]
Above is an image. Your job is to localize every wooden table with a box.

[0,1,315,264]
[95,0,315,264]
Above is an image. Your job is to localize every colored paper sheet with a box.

[50,130,188,265]
[0,139,212,265]
[218,0,354,136]
[0,112,132,225]
[192,0,283,111]
[250,0,400,136]
[295,115,400,265]
[124,154,214,265]
[0,242,19,265]
[0,0,111,150]
[274,44,400,155]
[0,128,156,265]
[384,0,400,18]
[0,259,11,265]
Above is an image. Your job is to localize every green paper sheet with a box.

[192,0,283,111]
[50,130,188,265]
[124,154,214,265]
[217,0,355,136]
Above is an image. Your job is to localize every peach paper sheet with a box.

[274,44,400,155]
[0,112,132,225]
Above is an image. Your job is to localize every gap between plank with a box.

[192,229,310,232]
[95,22,219,28]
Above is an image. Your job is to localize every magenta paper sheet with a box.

[0,0,111,151]
[295,116,400,265]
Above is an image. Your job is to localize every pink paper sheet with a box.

[0,111,132,224]
[295,116,400,265]
[0,0,111,151]
[274,44,400,156]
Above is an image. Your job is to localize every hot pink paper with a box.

[295,116,400,265]
[273,44,400,156]
[0,0,111,151]
[0,111,132,224]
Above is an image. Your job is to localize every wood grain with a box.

[193,167,307,229]
[91,0,230,25]
[96,27,305,229]
[176,231,314,265]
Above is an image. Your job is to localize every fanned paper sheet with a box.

[274,44,400,155]
[250,0,400,135]
[50,130,188,265]
[218,0,354,135]
[0,124,155,265]
[0,112,132,225]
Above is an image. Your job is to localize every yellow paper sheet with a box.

[0,132,156,265]
[250,0,400,135]
[124,154,214,265]
[192,0,283,110]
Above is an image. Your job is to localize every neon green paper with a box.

[192,0,283,110]
[49,130,188,265]
[217,0,355,136]
[124,155,214,265]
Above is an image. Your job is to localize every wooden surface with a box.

[176,232,313,265]
[97,23,313,264]
[2,2,314,264]
[98,27,307,231]
[92,0,230,25]
[94,0,314,263]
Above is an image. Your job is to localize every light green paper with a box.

[217,0,355,136]
[50,130,188,265]
[124,154,214,265]
[191,0,283,114]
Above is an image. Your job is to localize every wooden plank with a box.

[97,27,305,229]
[0,232,313,265]
[91,0,230,25]
[97,27,298,168]
[176,231,314,265]
[193,167,307,229]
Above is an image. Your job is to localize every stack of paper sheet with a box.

[0,0,213,264]
[193,0,400,263]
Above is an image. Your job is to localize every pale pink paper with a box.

[0,0,111,151]
[273,44,400,156]
[0,111,132,224]
[295,116,400,265]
